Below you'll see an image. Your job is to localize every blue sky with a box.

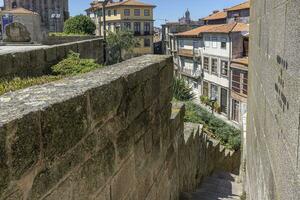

[0,0,246,26]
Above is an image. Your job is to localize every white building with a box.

[175,22,249,119]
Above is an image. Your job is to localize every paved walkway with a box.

[181,172,243,200]
[0,45,49,55]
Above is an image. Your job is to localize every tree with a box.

[106,30,137,64]
[64,15,96,35]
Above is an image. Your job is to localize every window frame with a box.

[212,37,218,48]
[107,10,111,17]
[144,9,150,16]
[221,37,227,49]
[203,57,209,71]
[144,38,151,47]
[113,9,117,16]
[134,9,141,16]
[204,36,210,47]
[211,58,218,75]
[124,9,130,16]
[221,60,229,77]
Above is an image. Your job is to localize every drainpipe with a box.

[228,33,232,120]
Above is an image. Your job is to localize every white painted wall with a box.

[201,33,230,58]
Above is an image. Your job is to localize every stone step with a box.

[200,178,242,195]
[188,190,241,200]
[211,172,239,182]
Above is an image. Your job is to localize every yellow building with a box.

[87,0,156,55]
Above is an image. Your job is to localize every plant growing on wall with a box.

[64,15,96,35]
[173,78,195,101]
[51,51,102,75]
[106,30,137,64]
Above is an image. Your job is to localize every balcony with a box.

[180,68,202,79]
[178,49,194,58]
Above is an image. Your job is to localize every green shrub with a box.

[51,51,102,76]
[64,15,96,35]
[200,95,209,105]
[0,76,62,95]
[183,101,241,150]
[173,78,195,101]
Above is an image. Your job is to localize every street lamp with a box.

[210,96,217,115]
[97,0,109,63]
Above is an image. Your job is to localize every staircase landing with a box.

[181,172,243,200]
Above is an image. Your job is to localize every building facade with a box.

[3,0,69,32]
[176,23,249,120]
[87,0,155,56]
[161,9,204,56]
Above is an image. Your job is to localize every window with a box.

[144,22,151,35]
[181,58,185,68]
[134,9,140,16]
[124,9,130,16]
[144,38,151,47]
[203,81,209,97]
[221,60,228,76]
[242,73,248,95]
[114,10,117,16]
[203,57,209,71]
[211,84,218,100]
[212,37,218,48]
[221,88,228,114]
[107,10,111,16]
[123,22,131,30]
[232,70,241,93]
[205,36,210,47]
[144,9,150,16]
[134,22,141,35]
[221,38,227,49]
[97,9,103,17]
[180,40,184,48]
[232,99,240,122]
[107,23,111,31]
[211,58,218,75]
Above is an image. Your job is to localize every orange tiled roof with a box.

[91,0,156,10]
[176,23,249,37]
[232,57,249,66]
[226,1,250,11]
[232,23,249,32]
[203,11,227,21]
[0,7,39,15]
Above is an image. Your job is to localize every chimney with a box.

[213,10,219,14]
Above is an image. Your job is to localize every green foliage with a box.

[0,52,103,96]
[64,15,96,35]
[0,76,62,95]
[173,78,195,101]
[51,51,102,76]
[49,32,88,36]
[200,95,209,105]
[106,30,137,64]
[184,101,241,150]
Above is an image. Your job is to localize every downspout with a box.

[228,32,233,120]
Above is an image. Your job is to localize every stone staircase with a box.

[181,172,243,200]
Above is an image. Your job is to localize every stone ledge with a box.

[0,55,172,127]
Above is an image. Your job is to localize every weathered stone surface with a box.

[0,126,9,196]
[5,22,31,42]
[0,38,104,79]
[9,113,40,180]
[0,55,238,200]
[246,1,300,200]
[41,95,88,160]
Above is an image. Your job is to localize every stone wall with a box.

[0,38,103,78]
[0,55,240,200]
[247,0,300,200]
[42,36,99,45]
